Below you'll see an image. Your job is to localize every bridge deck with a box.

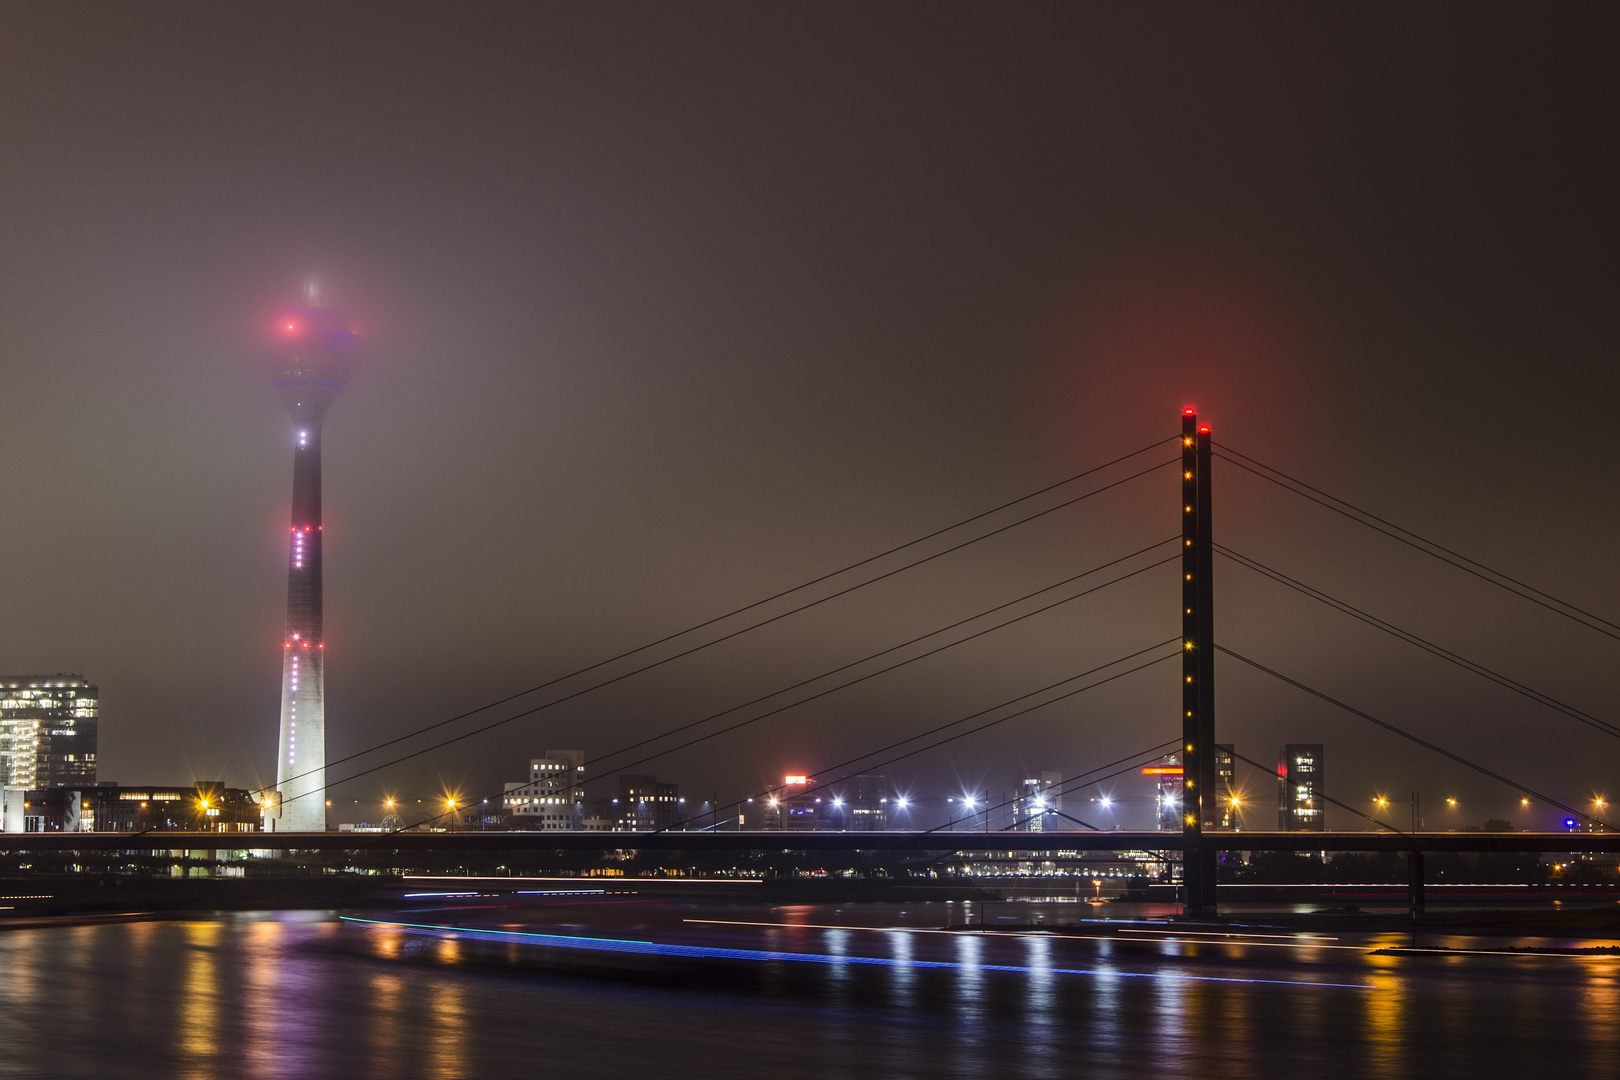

[2,829,1617,853]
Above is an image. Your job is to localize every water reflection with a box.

[425,976,468,1080]
[1019,933,1056,1074]
[179,921,222,1077]
[1360,954,1406,1079]
[241,918,285,1079]
[1578,970,1620,1074]
[0,908,1616,1079]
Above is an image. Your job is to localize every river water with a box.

[0,902,1616,1079]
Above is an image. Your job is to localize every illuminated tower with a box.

[263,302,357,832]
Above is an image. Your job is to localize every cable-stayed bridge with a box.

[8,408,1618,916]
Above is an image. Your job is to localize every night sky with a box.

[1,2,1616,829]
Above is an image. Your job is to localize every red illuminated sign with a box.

[784,775,809,786]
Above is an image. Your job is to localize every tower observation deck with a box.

[263,305,357,832]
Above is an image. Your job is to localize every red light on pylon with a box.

[1183,407,1196,416]
[1198,426,1210,435]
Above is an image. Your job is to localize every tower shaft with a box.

[1181,410,1218,914]
[273,424,327,831]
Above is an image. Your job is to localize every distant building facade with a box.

[1,781,259,833]
[763,775,829,830]
[1215,744,1241,829]
[1015,770,1063,831]
[832,773,889,830]
[1148,753,1182,830]
[598,774,681,831]
[503,750,586,830]
[0,675,97,789]
[1278,744,1325,831]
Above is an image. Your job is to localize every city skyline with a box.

[0,4,1614,826]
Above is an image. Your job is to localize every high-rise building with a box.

[262,300,358,832]
[1278,744,1325,831]
[503,750,586,829]
[763,774,828,830]
[0,676,97,789]
[605,774,681,830]
[1145,753,1183,830]
[1215,744,1241,829]
[833,773,890,830]
[1015,770,1063,831]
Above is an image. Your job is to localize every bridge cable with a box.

[394,644,1183,838]
[375,559,1176,831]
[1214,444,1620,642]
[987,744,1182,833]
[633,649,1180,842]
[1217,545,1620,741]
[1226,747,1403,833]
[365,560,1182,832]
[277,443,1178,799]
[344,546,1175,826]
[1217,645,1617,831]
[548,542,1176,777]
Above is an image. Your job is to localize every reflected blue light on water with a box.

[3,907,1619,1079]
[338,916,1374,989]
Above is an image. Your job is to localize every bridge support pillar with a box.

[1408,850,1425,917]
[1181,409,1218,916]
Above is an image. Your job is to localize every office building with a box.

[1015,770,1063,831]
[503,750,586,829]
[263,299,359,832]
[1215,744,1241,829]
[763,774,829,830]
[602,774,681,831]
[832,773,889,830]
[1144,753,1183,830]
[1278,744,1325,831]
[2,781,259,833]
[0,675,97,789]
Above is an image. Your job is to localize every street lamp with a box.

[961,794,979,831]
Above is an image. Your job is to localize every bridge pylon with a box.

[1182,408,1219,915]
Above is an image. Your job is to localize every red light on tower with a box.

[1198,425,1210,435]
[1183,407,1196,416]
